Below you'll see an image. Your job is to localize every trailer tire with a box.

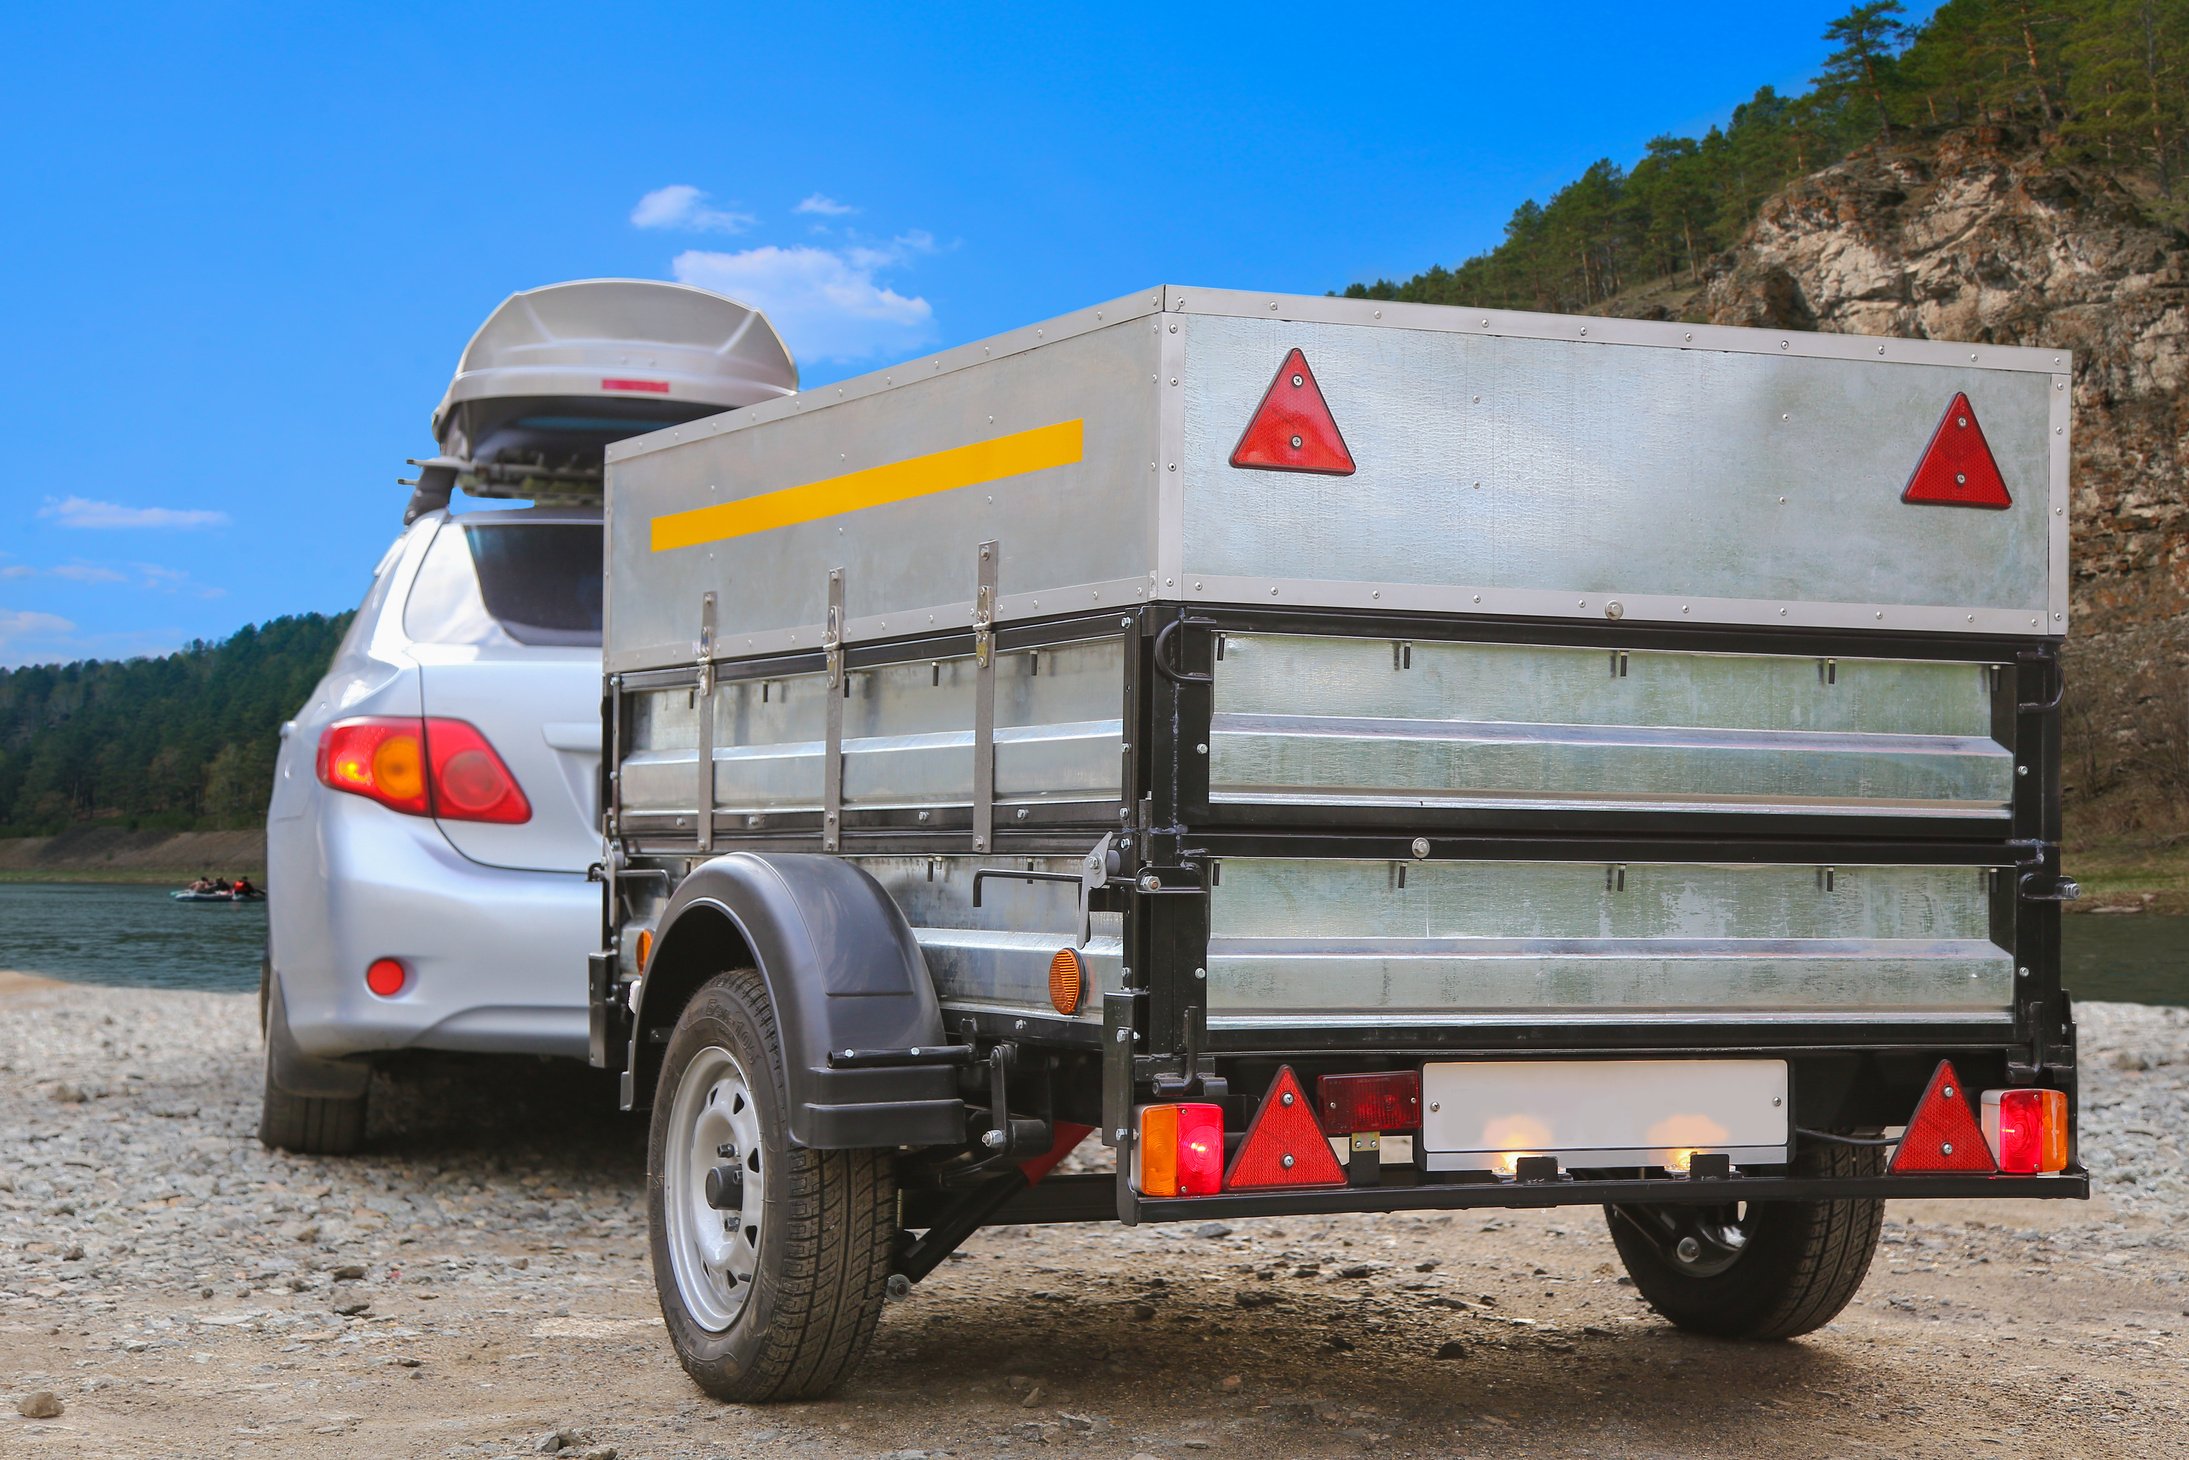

[647,967,896,1402]
[1605,1142,1885,1340]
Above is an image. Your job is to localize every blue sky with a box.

[0,2,1937,668]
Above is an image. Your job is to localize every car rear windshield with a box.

[403,520,603,648]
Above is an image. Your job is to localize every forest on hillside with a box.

[0,614,350,836]
[1346,0,2189,312]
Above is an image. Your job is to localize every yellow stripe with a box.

[650,418,1085,553]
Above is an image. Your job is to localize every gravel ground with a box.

[3,971,2184,1459]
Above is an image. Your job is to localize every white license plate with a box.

[1419,1059,1789,1172]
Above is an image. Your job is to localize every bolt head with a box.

[1280,1153,1296,1170]
[1280,1090,1295,1107]
[1676,1236,1702,1263]
[1941,1142,1955,1156]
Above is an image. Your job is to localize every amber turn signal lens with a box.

[1048,947,1084,1015]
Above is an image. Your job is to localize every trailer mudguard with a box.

[627,851,966,1148]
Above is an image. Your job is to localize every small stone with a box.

[50,1082,87,1104]
[329,1264,367,1281]
[1435,1341,1468,1360]
[1195,1222,1232,1239]
[1235,1290,1277,1309]
[577,1449,617,1460]
[1338,1263,1375,1279]
[1131,1303,1157,1320]
[1415,1260,1440,1272]
[334,1299,371,1317]
[1019,1385,1043,1408]
[1219,1374,1243,1391]
[62,1245,85,1261]
[535,1430,581,1454]
[1058,1412,1096,1432]
[1583,1324,1615,1337]
[18,1391,63,1419]
[1327,1333,1356,1351]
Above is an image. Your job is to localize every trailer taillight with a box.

[1135,1102,1224,1198]
[1316,1070,1421,1134]
[1981,1088,2068,1174]
[1888,1060,1998,1174]
[1225,1066,1346,1190]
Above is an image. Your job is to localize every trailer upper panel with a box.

[605,287,2067,674]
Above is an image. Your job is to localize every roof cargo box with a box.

[403,279,796,521]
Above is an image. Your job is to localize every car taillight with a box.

[1135,1102,1224,1197]
[317,717,530,824]
[1317,1070,1421,1134]
[422,719,531,823]
[1981,1088,2069,1174]
[317,718,429,815]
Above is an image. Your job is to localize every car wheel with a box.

[1604,1142,1885,1339]
[257,1038,368,1155]
[647,967,896,1402]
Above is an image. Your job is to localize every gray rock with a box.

[17,1391,63,1419]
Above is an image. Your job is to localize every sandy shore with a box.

[3,976,2184,1458]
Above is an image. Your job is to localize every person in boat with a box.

[189,875,217,894]
[232,875,258,898]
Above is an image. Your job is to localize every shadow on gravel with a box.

[364,1052,644,1183]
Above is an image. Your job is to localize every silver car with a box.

[260,506,606,1148]
[258,278,794,1152]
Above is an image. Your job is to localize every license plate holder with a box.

[1418,1058,1790,1173]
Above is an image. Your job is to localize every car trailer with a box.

[587,285,2083,1400]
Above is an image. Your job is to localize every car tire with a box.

[257,1044,368,1155]
[647,967,896,1402]
[1604,1141,1885,1340]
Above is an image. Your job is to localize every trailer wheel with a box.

[647,967,896,1402]
[1604,1142,1885,1340]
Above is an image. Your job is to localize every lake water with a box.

[0,880,2181,1006]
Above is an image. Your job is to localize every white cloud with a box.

[38,496,229,530]
[134,563,224,598]
[0,565,31,580]
[0,609,80,665]
[672,241,937,363]
[795,193,857,217]
[630,184,756,234]
[49,563,128,584]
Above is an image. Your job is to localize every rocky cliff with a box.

[1686,126,2189,642]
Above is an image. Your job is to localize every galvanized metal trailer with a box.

[589,286,2084,1401]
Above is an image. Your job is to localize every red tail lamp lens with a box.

[317,719,430,815]
[1889,1060,1998,1174]
[365,958,407,997]
[316,718,528,824]
[1225,1066,1346,1191]
[1316,1070,1422,1133]
[1136,1103,1224,1198]
[424,720,530,824]
[1982,1088,2069,1174]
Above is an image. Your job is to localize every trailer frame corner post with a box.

[972,540,999,855]
[823,568,845,853]
[695,593,716,852]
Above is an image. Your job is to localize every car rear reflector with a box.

[1230,348,1356,475]
[1981,1088,2069,1174]
[1225,1066,1346,1190]
[1136,1103,1224,1197]
[365,957,408,997]
[1902,391,2011,509]
[1889,1060,1998,1174]
[1316,1070,1421,1134]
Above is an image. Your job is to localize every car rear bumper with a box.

[270,796,597,1060]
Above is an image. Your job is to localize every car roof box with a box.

[404,279,796,521]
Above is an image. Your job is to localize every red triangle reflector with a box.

[1224,1065,1347,1190]
[1902,392,2011,509]
[1889,1060,1998,1174]
[1230,348,1355,476]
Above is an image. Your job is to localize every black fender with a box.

[264,971,372,1100]
[628,852,965,1150]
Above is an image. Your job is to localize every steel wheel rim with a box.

[664,1044,766,1333]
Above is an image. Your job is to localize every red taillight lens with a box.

[1225,1066,1346,1191]
[1316,1070,1421,1134]
[1889,1060,1998,1174]
[1982,1088,2069,1174]
[423,720,530,823]
[317,719,429,815]
[1136,1102,1224,1198]
[365,958,407,997]
[317,718,529,824]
